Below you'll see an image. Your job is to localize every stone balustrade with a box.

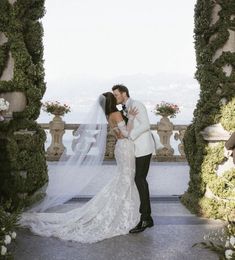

[40,117,188,162]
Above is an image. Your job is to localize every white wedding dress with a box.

[20,121,140,243]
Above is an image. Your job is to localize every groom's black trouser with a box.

[135,153,152,221]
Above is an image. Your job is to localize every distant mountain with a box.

[38,73,200,125]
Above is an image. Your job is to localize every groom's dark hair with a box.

[112,84,130,98]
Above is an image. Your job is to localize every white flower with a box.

[0,98,9,111]
[230,236,235,246]
[11,231,17,239]
[1,245,7,256]
[4,234,11,245]
[1,227,5,231]
[226,239,230,247]
[225,249,234,259]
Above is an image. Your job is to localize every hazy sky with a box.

[40,0,199,124]
[42,0,197,80]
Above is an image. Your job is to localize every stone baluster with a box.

[47,115,66,161]
[41,123,189,161]
[156,116,174,156]
[174,128,186,157]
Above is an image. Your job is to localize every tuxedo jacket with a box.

[126,98,154,158]
[225,132,235,164]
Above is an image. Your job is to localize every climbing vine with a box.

[182,0,235,220]
[0,0,48,210]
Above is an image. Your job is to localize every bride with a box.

[20,92,141,243]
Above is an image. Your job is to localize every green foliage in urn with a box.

[182,0,235,220]
[0,0,48,210]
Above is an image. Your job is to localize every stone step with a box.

[70,195,181,203]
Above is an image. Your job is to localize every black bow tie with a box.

[122,104,127,112]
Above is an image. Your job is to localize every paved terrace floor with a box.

[13,162,224,260]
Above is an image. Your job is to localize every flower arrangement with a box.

[193,220,235,259]
[153,101,180,118]
[0,202,20,258]
[42,101,71,116]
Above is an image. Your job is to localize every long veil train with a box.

[30,95,108,212]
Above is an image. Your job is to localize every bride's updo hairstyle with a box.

[102,92,118,116]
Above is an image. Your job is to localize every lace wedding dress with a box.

[20,121,140,243]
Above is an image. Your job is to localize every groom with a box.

[112,84,155,233]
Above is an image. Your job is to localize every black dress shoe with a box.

[129,219,154,233]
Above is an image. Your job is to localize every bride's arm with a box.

[111,109,137,138]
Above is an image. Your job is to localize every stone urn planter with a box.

[156,115,174,156]
[153,102,180,157]
[42,101,71,161]
[46,112,66,161]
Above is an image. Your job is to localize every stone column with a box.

[47,115,66,161]
[0,0,48,209]
[201,123,234,201]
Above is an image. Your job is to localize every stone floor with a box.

[13,162,224,260]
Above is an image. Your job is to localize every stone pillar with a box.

[174,128,186,157]
[157,116,174,156]
[0,0,48,209]
[47,115,66,161]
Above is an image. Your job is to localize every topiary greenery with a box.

[0,0,48,211]
[182,0,235,220]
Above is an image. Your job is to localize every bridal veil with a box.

[29,95,108,212]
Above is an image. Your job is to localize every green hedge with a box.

[182,0,235,220]
[0,0,48,210]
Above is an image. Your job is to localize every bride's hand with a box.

[116,132,125,139]
[128,107,138,118]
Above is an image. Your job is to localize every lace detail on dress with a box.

[111,118,134,139]
[20,139,140,243]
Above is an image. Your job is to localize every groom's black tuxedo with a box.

[135,153,152,221]
[120,109,128,124]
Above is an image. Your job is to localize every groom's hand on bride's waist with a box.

[116,132,125,139]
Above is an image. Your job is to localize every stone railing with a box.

[40,115,188,162]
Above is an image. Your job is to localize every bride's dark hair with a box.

[102,92,118,116]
